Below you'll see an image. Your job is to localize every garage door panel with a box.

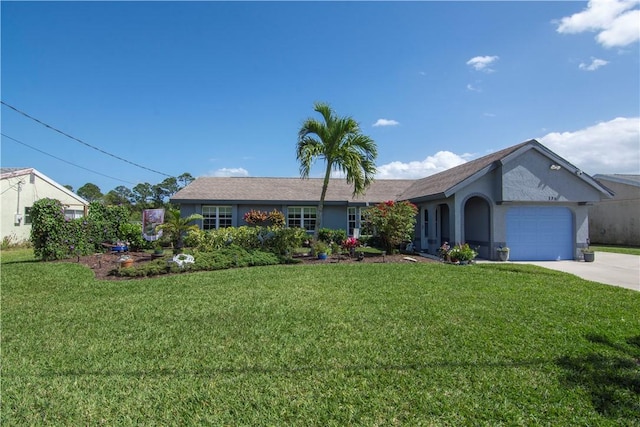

[506,207,573,261]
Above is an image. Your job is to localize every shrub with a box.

[187,226,306,257]
[363,200,418,253]
[31,198,137,260]
[318,228,347,244]
[243,209,285,228]
[119,222,151,251]
[111,246,281,278]
[263,227,307,255]
[30,198,68,260]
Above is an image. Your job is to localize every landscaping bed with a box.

[68,249,437,280]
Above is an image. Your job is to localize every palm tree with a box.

[157,209,203,253]
[296,102,378,239]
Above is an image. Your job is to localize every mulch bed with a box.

[64,250,439,281]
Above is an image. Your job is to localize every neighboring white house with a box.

[1,168,89,244]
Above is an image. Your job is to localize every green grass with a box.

[2,253,639,425]
[590,245,640,256]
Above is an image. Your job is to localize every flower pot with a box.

[583,252,595,263]
[120,259,134,268]
[318,252,328,260]
[497,249,509,262]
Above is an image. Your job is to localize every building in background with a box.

[590,174,640,246]
[1,168,88,245]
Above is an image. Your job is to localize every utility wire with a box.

[1,132,137,185]
[1,100,172,177]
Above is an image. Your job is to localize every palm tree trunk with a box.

[315,163,332,240]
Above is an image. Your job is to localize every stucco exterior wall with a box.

[501,149,602,202]
[1,172,87,244]
[179,202,353,232]
[588,180,640,246]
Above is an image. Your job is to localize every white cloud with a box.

[376,151,471,179]
[373,118,400,127]
[579,57,609,70]
[539,117,640,174]
[556,0,640,48]
[466,55,499,72]
[597,9,640,47]
[466,83,482,92]
[208,167,250,177]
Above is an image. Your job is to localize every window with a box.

[64,209,84,220]
[423,208,429,238]
[287,207,316,232]
[24,207,32,225]
[202,206,232,230]
[347,207,367,236]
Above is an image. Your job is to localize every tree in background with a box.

[103,185,134,207]
[177,172,195,188]
[296,102,377,239]
[77,183,103,202]
[76,172,195,215]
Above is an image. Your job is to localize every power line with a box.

[1,132,137,185]
[1,100,172,177]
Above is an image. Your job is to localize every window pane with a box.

[202,205,232,230]
[219,206,232,228]
[287,207,302,228]
[24,207,32,225]
[424,209,429,238]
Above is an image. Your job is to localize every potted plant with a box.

[152,242,165,258]
[497,246,510,262]
[312,241,330,260]
[448,243,478,264]
[582,239,595,262]
[118,254,134,268]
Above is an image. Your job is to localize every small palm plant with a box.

[157,209,203,253]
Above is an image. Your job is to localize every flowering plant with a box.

[447,243,478,262]
[363,200,418,252]
[439,242,478,263]
[438,242,451,259]
[342,237,360,250]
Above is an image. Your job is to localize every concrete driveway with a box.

[510,252,639,291]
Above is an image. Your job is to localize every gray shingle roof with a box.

[171,177,415,204]
[173,139,611,204]
[398,141,531,200]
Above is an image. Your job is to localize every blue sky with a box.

[2,1,639,194]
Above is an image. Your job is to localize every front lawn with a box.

[590,245,640,256]
[2,254,639,425]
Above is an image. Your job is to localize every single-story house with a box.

[171,139,613,261]
[1,168,89,244]
[589,174,640,246]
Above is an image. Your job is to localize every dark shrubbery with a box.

[30,199,143,261]
[112,246,282,278]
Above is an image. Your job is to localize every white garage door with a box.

[506,207,573,261]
